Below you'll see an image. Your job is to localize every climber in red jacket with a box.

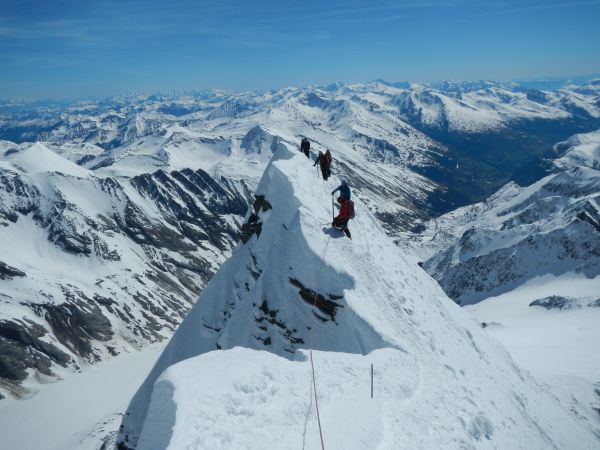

[332,196,353,239]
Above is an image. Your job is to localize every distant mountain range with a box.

[405,128,600,305]
[2,79,599,211]
[1,79,599,398]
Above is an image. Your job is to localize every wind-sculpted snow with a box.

[118,147,599,449]
[0,143,251,397]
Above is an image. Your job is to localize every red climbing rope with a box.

[310,349,325,450]
[307,236,331,450]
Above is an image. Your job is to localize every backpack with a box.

[347,200,355,219]
[325,151,332,164]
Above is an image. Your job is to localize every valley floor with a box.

[0,343,165,450]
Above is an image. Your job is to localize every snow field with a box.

[4,142,91,178]
[0,343,165,450]
[138,348,407,450]
[465,272,600,436]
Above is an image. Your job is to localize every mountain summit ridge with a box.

[117,145,598,449]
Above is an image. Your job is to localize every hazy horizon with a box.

[1,72,598,104]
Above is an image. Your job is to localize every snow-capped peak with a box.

[2,142,91,178]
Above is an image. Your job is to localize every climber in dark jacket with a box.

[300,138,310,158]
[313,151,330,180]
[324,150,332,179]
[332,197,352,239]
[331,180,350,201]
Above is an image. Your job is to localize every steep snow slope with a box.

[118,147,599,449]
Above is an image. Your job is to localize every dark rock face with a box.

[30,302,113,360]
[253,299,304,348]
[0,319,70,393]
[240,195,272,243]
[0,262,26,280]
[0,170,39,224]
[576,199,600,232]
[289,277,344,321]
[427,221,600,305]
[129,168,249,251]
[529,295,600,310]
[0,163,252,395]
[529,295,574,310]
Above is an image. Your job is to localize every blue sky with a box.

[1,0,599,99]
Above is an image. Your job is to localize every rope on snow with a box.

[307,235,331,450]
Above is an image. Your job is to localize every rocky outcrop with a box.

[0,262,26,280]
[0,319,70,394]
[288,277,343,321]
[529,295,600,310]
[422,165,600,305]
[239,195,272,243]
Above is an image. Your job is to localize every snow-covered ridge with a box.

[118,146,598,449]
[0,85,450,398]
